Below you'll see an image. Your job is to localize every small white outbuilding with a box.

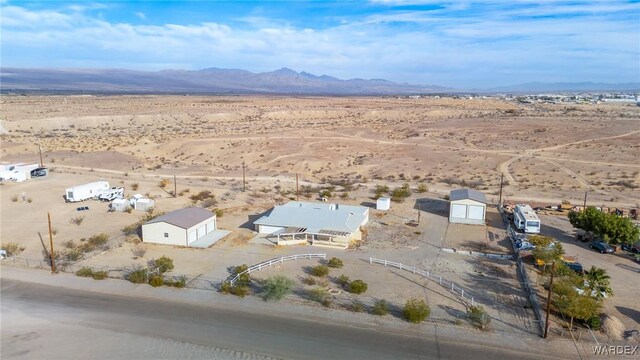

[449,189,488,225]
[110,198,129,212]
[142,207,217,247]
[376,197,391,211]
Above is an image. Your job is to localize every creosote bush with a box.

[404,298,430,323]
[372,300,389,316]
[75,267,94,278]
[1,242,25,256]
[233,264,251,285]
[336,274,350,287]
[349,300,365,313]
[327,257,344,268]
[467,305,491,330]
[261,275,295,301]
[310,264,329,277]
[149,275,164,287]
[127,268,148,284]
[348,280,368,294]
[302,275,317,285]
[230,284,250,298]
[152,256,174,274]
[308,287,329,304]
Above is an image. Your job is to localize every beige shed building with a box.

[448,189,488,225]
[142,207,217,247]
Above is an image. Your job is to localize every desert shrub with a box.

[1,242,25,256]
[340,192,349,199]
[336,274,350,287]
[327,257,344,268]
[152,256,174,274]
[310,265,329,277]
[348,280,368,294]
[213,208,224,217]
[467,305,491,330]
[308,287,329,303]
[127,268,148,284]
[302,275,317,285]
[372,299,389,316]
[131,183,139,191]
[75,267,94,278]
[87,233,108,247]
[149,275,164,287]
[70,216,84,225]
[126,235,141,244]
[91,270,108,280]
[230,284,249,298]
[391,184,411,202]
[190,190,215,203]
[172,275,187,288]
[322,298,333,307]
[220,281,232,294]
[404,298,430,323]
[261,275,295,301]
[159,179,170,188]
[319,190,332,198]
[125,207,133,213]
[586,316,602,331]
[27,198,33,203]
[233,264,251,285]
[349,300,365,313]
[64,248,84,261]
[416,183,428,193]
[10,195,18,202]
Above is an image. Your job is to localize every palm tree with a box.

[583,266,613,300]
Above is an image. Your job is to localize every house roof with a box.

[254,201,368,234]
[449,188,488,204]
[144,207,214,229]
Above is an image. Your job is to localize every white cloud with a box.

[134,12,146,20]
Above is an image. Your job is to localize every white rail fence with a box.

[369,257,476,306]
[227,253,327,285]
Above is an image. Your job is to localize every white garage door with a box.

[468,205,485,220]
[206,220,216,234]
[197,225,206,239]
[451,204,467,219]
[188,230,197,244]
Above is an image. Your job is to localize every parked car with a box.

[30,167,48,177]
[564,262,584,274]
[621,241,640,254]
[589,241,614,254]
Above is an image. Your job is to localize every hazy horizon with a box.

[1,0,639,88]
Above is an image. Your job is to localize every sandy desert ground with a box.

[1,95,639,206]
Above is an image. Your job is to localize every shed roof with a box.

[145,207,214,229]
[449,189,487,204]
[254,201,368,234]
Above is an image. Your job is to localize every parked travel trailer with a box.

[98,187,125,202]
[513,204,541,233]
[65,181,110,203]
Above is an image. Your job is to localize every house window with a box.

[164,233,169,238]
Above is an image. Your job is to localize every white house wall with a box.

[449,199,486,225]
[142,222,187,246]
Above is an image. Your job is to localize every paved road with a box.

[1,279,570,360]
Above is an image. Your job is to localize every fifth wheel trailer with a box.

[513,204,541,233]
[65,181,110,203]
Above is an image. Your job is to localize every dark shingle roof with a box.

[449,189,487,204]
[145,207,214,229]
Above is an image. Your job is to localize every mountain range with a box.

[1,67,637,94]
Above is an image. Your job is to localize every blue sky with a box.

[1,0,639,88]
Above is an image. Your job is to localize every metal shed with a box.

[449,189,487,225]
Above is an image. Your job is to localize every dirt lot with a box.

[1,95,638,341]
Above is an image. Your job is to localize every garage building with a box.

[142,207,217,247]
[448,189,487,225]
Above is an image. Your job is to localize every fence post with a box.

[439,276,442,284]
[369,258,372,264]
[451,283,454,291]
[413,267,416,274]
[461,289,465,298]
[384,260,387,267]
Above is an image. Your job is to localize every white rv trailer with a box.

[98,187,125,202]
[65,181,110,203]
[513,204,541,233]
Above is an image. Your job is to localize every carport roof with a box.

[450,189,487,204]
[145,207,214,229]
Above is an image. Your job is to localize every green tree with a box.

[583,266,613,300]
[569,207,640,245]
[261,275,295,301]
[529,235,564,266]
[553,277,602,329]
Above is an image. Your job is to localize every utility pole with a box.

[38,145,44,168]
[544,261,556,338]
[498,173,504,206]
[296,173,299,201]
[242,161,246,192]
[173,174,177,198]
[47,212,56,273]
[583,191,588,210]
[417,203,421,224]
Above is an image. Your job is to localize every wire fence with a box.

[227,253,327,285]
[369,257,476,306]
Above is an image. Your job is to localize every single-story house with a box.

[142,207,217,247]
[253,201,369,248]
[449,189,488,225]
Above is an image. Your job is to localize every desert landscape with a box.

[1,95,639,351]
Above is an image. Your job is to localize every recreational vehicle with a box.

[65,181,110,203]
[513,204,541,233]
[98,187,125,202]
